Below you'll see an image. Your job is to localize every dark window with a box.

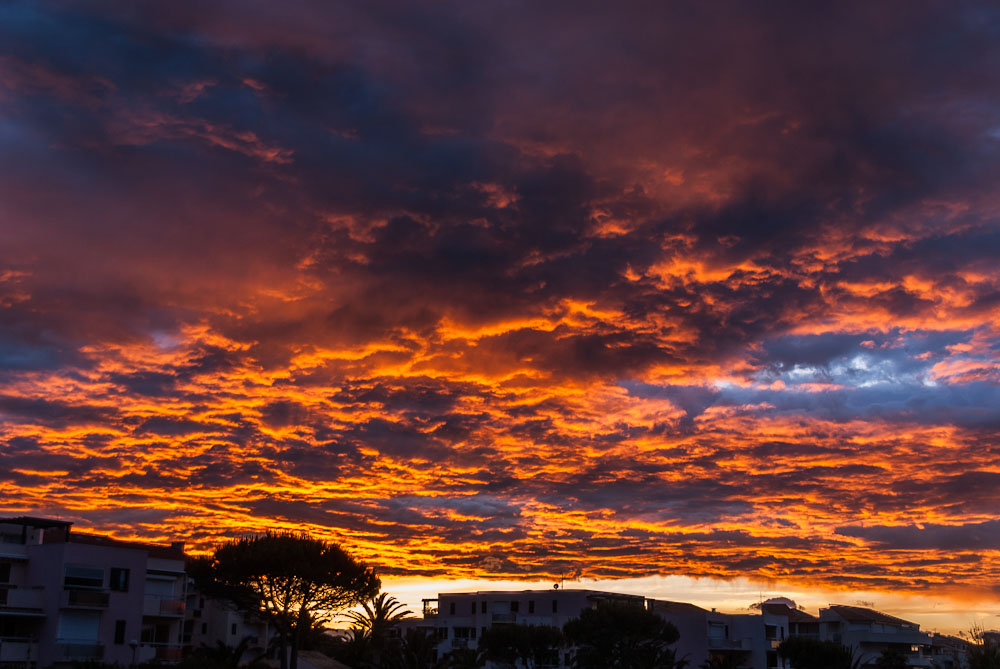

[114,620,126,645]
[471,601,476,614]
[471,627,477,639]
[481,601,487,614]
[199,597,205,608]
[449,602,456,615]
[765,624,777,640]
[202,622,207,634]
[231,623,237,635]
[64,565,103,589]
[511,601,519,613]
[528,600,535,614]
[110,568,130,592]
[0,562,10,582]
[552,599,558,613]
[482,627,487,637]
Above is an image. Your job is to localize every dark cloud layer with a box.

[1,0,1000,596]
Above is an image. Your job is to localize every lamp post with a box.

[129,639,138,668]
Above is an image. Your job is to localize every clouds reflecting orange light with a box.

[1,0,1000,622]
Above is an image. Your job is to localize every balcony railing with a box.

[155,646,184,660]
[61,589,109,608]
[0,586,45,610]
[142,596,185,617]
[55,640,104,659]
[0,639,35,662]
[708,637,747,650]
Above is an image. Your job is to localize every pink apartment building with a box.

[0,516,187,667]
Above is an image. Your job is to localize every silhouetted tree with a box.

[388,627,443,669]
[441,646,487,669]
[562,601,682,668]
[345,592,414,665]
[966,625,1000,669]
[874,648,907,669]
[479,623,563,668]
[701,655,749,669]
[777,637,863,669]
[194,532,379,669]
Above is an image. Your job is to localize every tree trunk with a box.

[290,622,299,669]
[279,630,288,669]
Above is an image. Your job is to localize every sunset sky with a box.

[2,0,999,631]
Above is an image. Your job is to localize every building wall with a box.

[0,519,186,667]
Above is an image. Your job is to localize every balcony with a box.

[142,596,185,617]
[708,637,747,650]
[0,640,35,662]
[155,645,184,660]
[0,586,44,611]
[61,589,109,608]
[55,640,104,660]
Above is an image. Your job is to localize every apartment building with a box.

[0,516,186,666]
[422,588,645,666]
[818,605,933,668]
[650,599,790,669]
[183,588,272,658]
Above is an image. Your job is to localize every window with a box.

[528,600,535,614]
[110,568,130,592]
[64,565,104,589]
[552,599,558,613]
[481,601,487,614]
[114,620,127,645]
[202,622,207,634]
[766,624,777,640]
[58,611,100,640]
[511,601,519,613]
[449,602,456,615]
[471,601,476,614]
[231,623,237,635]
[0,562,11,582]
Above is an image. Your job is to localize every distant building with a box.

[421,588,644,666]
[183,585,273,658]
[650,599,790,669]
[0,516,186,666]
[818,605,933,668]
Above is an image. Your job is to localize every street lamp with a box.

[129,639,138,668]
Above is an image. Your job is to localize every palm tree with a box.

[345,592,414,637]
[344,593,414,667]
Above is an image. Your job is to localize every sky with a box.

[1,0,999,632]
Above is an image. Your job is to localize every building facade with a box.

[0,516,186,666]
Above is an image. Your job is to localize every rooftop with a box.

[824,605,918,628]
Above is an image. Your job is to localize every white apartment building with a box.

[819,605,934,668]
[422,588,644,666]
[650,599,790,669]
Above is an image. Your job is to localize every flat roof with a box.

[0,516,73,529]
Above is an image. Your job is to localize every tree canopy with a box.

[562,601,682,668]
[479,623,563,668]
[777,637,861,669]
[194,531,380,669]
